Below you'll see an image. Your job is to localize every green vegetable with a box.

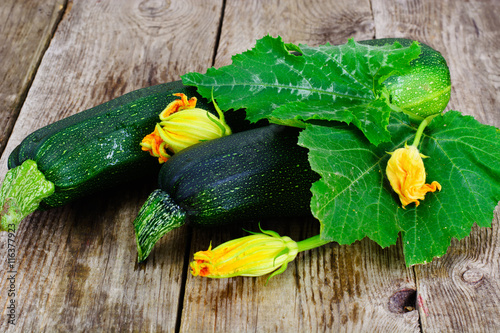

[0,81,243,231]
[358,38,451,119]
[133,125,319,262]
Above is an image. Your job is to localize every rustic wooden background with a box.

[1,0,499,332]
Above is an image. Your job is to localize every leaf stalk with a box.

[296,234,331,252]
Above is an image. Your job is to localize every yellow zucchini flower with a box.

[386,144,441,208]
[141,93,231,163]
[190,229,299,279]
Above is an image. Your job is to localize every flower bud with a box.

[386,144,441,208]
[141,93,231,163]
[158,108,231,153]
[190,229,299,279]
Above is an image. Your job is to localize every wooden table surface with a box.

[1,0,499,332]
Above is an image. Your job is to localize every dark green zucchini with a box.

[134,125,319,261]
[0,81,248,231]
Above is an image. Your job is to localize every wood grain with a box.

[213,0,376,67]
[372,0,500,331]
[0,0,66,156]
[415,210,500,332]
[0,0,224,179]
[0,0,223,331]
[182,220,420,332]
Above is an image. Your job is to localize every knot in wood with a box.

[462,268,484,284]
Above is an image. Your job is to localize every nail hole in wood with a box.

[388,288,417,314]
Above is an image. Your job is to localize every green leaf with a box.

[271,96,393,146]
[183,35,301,122]
[182,36,421,145]
[299,111,500,265]
[400,111,500,264]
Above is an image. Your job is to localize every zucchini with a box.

[0,81,248,231]
[359,38,451,118]
[134,125,319,261]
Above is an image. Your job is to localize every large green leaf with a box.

[299,111,500,265]
[182,36,421,145]
[182,35,500,266]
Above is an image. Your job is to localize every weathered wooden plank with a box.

[213,0,375,68]
[416,211,500,332]
[372,0,500,331]
[182,220,420,332]
[0,0,223,331]
[179,1,421,332]
[0,0,66,156]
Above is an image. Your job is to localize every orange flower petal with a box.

[160,93,197,119]
[140,127,171,163]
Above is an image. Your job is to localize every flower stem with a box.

[411,114,439,148]
[296,234,330,252]
[210,89,231,135]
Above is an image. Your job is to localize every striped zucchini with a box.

[0,81,246,231]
